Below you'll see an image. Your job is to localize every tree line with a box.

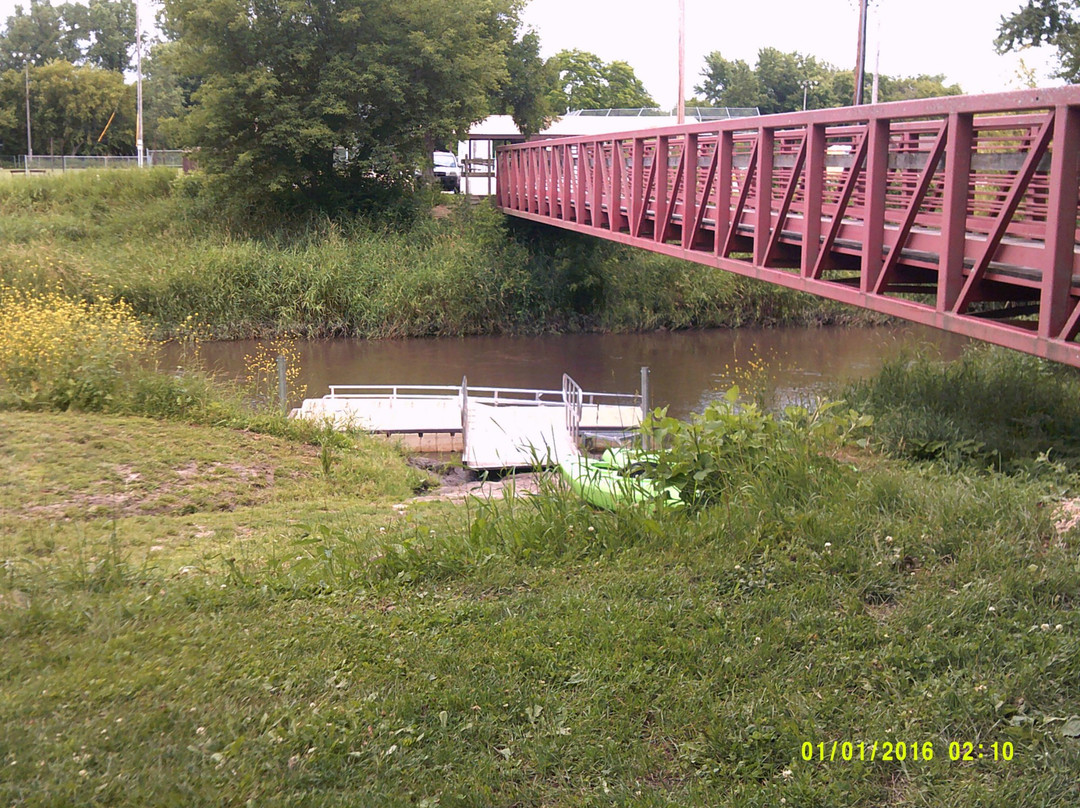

[0,0,1073,211]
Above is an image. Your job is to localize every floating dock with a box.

[291,375,644,470]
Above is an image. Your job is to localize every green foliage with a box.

[161,0,537,212]
[642,387,872,510]
[0,170,874,339]
[0,60,135,154]
[546,49,656,112]
[843,345,1080,472]
[695,47,961,113]
[494,29,556,135]
[2,393,1079,803]
[997,0,1080,82]
[0,0,136,72]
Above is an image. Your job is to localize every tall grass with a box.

[842,345,1080,472]
[0,170,874,339]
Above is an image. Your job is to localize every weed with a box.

[843,345,1080,474]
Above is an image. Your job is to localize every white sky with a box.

[522,0,1063,108]
[0,0,1065,108]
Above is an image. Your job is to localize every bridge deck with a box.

[497,88,1080,367]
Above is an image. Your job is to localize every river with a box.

[172,324,971,419]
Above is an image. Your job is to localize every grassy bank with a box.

[2,339,1080,804]
[2,416,1078,805]
[0,169,873,340]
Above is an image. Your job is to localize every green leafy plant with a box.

[642,386,872,510]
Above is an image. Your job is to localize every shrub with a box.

[0,286,151,410]
[642,387,873,511]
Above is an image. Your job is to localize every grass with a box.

[2,369,1079,803]
[842,345,1080,473]
[0,169,875,340]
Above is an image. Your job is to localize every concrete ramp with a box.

[463,403,579,470]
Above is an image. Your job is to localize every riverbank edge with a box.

[0,170,886,342]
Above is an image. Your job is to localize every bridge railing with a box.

[497,88,1080,367]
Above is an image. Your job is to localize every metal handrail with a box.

[561,373,583,447]
[327,383,641,408]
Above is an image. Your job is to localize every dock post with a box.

[640,366,650,419]
[277,355,287,413]
[640,366,651,451]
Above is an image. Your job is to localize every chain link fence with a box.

[3,151,190,174]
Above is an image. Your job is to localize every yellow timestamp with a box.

[800,740,1015,763]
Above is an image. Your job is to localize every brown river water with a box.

[170,324,971,419]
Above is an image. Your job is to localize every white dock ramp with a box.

[462,401,578,469]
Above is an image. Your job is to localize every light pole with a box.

[24,61,32,161]
[135,1,144,166]
[13,52,34,171]
[801,79,820,111]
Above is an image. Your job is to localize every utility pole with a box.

[871,10,881,104]
[135,1,144,167]
[677,0,685,123]
[853,0,869,105]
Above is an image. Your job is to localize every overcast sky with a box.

[522,0,1062,108]
[0,0,1065,108]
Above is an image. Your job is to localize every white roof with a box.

[467,115,523,139]
[468,110,757,142]
[541,115,684,137]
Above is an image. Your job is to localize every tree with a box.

[695,52,764,109]
[493,29,555,136]
[996,0,1080,82]
[695,49,840,113]
[876,73,962,101]
[0,60,134,154]
[545,49,656,112]
[163,0,537,209]
[0,0,72,68]
[141,40,189,149]
[84,0,135,72]
[0,0,136,72]
[695,48,963,114]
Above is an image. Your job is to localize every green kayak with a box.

[558,450,682,511]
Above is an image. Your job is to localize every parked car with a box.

[432,151,461,192]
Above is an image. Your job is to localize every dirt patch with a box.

[18,461,281,519]
[411,466,547,503]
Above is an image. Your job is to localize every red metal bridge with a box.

[496,88,1080,367]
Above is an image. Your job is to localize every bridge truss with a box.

[496,88,1080,367]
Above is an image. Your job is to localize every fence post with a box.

[277,355,288,413]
